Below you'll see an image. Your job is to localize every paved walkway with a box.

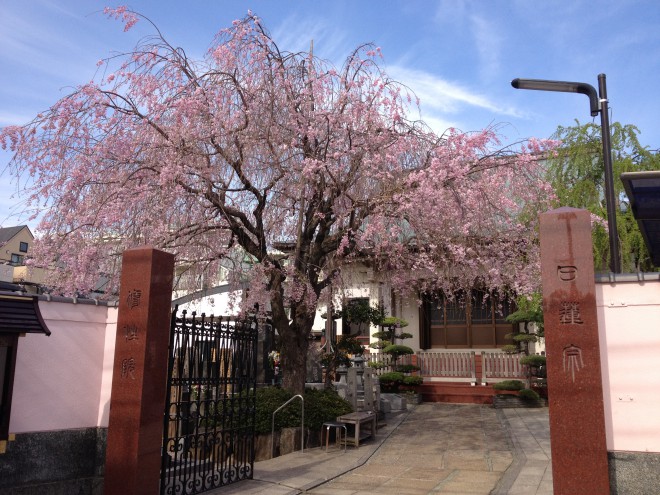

[494,408,553,495]
[208,404,552,495]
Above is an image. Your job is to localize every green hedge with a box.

[252,387,353,434]
[378,371,404,384]
[492,380,525,391]
[382,344,414,358]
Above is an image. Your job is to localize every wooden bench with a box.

[336,411,377,448]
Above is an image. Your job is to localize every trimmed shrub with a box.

[492,380,525,391]
[519,388,541,401]
[520,355,546,367]
[395,364,420,373]
[253,387,296,434]
[382,344,414,359]
[513,333,538,343]
[380,316,408,328]
[302,388,354,431]
[249,386,353,434]
[379,371,404,392]
[379,371,404,385]
[402,375,423,386]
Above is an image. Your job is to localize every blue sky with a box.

[1,0,659,229]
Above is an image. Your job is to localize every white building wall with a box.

[176,289,243,317]
[393,293,421,351]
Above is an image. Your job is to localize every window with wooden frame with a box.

[420,290,514,349]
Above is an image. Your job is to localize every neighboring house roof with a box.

[0,225,33,245]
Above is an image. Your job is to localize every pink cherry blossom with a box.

[1,14,557,393]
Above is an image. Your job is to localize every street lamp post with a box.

[511,74,621,274]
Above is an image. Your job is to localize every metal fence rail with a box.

[271,395,304,457]
[160,309,258,495]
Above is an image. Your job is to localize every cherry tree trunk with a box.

[277,322,311,395]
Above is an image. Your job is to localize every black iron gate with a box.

[160,309,258,495]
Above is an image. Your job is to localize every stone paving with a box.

[494,408,553,495]
[309,404,515,495]
[207,403,553,495]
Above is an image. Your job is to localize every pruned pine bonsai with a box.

[504,293,544,355]
[370,315,413,373]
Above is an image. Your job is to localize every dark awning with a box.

[0,292,51,335]
[621,171,660,267]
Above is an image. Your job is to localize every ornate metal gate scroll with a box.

[160,309,258,494]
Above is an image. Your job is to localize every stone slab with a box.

[381,393,407,410]
[539,207,610,494]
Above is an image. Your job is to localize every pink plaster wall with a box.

[9,300,117,433]
[597,279,660,453]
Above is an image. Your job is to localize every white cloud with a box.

[433,0,468,25]
[419,115,461,136]
[271,15,350,65]
[386,65,525,118]
[469,15,502,81]
[0,5,81,61]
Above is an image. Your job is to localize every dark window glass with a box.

[343,298,371,336]
[494,298,514,324]
[470,290,493,325]
[445,297,466,325]
[426,290,515,349]
[19,242,28,253]
[429,299,443,325]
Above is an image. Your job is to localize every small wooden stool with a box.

[322,421,347,453]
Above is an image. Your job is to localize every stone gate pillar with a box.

[104,247,174,495]
[539,207,610,495]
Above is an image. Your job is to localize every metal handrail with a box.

[271,394,304,458]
